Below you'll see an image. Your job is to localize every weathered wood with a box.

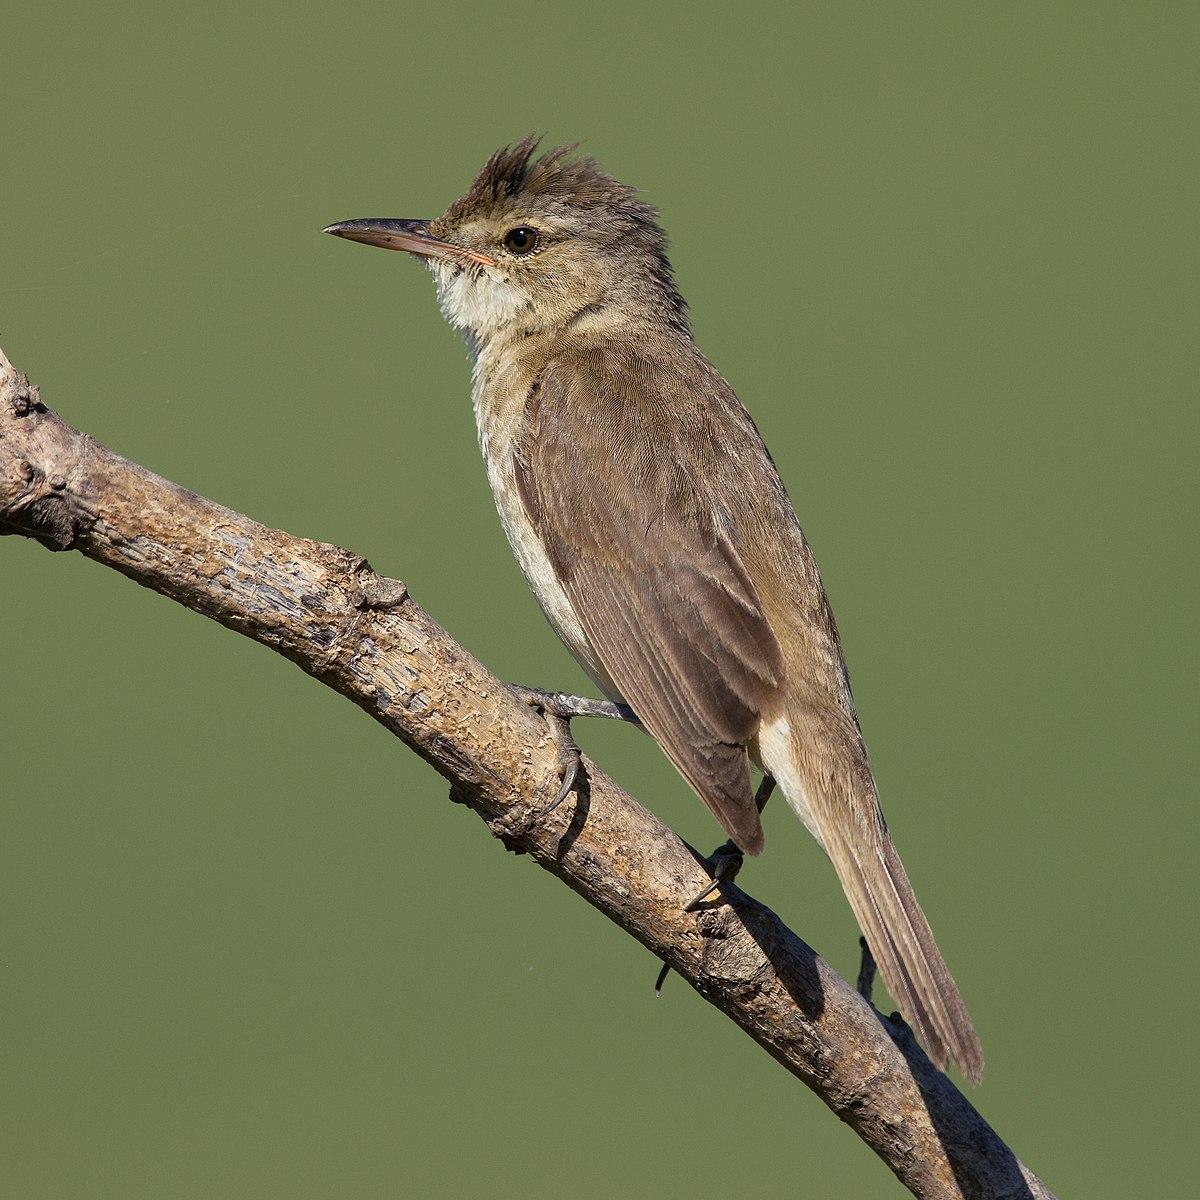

[0,346,1054,1200]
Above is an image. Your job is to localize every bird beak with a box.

[322,218,497,267]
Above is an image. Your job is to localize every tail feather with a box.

[763,713,984,1083]
[832,827,984,1083]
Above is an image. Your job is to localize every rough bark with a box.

[0,346,1054,1200]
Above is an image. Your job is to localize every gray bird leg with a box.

[508,686,642,726]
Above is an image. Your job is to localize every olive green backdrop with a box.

[3,3,1195,1196]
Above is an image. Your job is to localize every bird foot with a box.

[654,839,746,993]
[508,686,588,816]
[655,775,775,993]
[682,839,745,912]
[680,774,775,912]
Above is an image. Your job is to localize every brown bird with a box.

[325,137,984,1082]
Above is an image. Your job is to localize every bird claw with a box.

[540,709,581,816]
[682,839,745,912]
[655,840,746,995]
[509,685,585,816]
[657,775,775,992]
[681,774,775,911]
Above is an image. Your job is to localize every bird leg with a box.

[508,686,642,726]
[681,774,776,911]
[856,936,877,1003]
[508,686,642,816]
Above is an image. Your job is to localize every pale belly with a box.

[481,436,622,702]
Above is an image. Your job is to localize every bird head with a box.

[324,136,689,343]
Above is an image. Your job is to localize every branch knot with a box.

[0,455,94,550]
[1,369,42,417]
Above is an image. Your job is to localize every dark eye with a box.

[503,226,539,255]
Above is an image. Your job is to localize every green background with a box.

[3,3,1195,1196]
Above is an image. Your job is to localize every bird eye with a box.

[503,226,539,255]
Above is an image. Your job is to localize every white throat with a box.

[429,261,529,340]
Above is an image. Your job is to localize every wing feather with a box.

[513,358,783,854]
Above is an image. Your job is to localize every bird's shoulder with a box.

[519,332,762,476]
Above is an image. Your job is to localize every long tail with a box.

[824,818,984,1082]
[763,715,984,1082]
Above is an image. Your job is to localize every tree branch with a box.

[0,345,1054,1200]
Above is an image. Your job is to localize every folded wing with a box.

[513,359,783,854]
